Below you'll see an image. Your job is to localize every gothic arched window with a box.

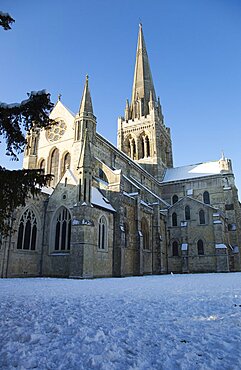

[172,241,179,256]
[185,205,191,220]
[172,212,177,227]
[197,239,204,255]
[203,191,210,205]
[62,152,71,177]
[141,218,150,250]
[98,216,107,250]
[199,210,205,225]
[50,148,59,185]
[17,209,37,251]
[39,159,45,174]
[172,195,178,204]
[54,208,71,251]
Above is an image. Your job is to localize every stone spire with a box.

[130,23,156,119]
[79,75,93,115]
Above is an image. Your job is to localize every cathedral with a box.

[1,25,240,278]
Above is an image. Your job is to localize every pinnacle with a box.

[79,75,93,115]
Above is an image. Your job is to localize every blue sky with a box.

[1,0,241,195]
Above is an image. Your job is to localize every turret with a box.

[74,75,96,145]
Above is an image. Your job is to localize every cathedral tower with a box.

[117,24,173,180]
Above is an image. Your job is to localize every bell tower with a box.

[117,24,173,181]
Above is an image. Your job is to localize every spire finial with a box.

[58,93,62,101]
[78,75,93,115]
[130,23,156,119]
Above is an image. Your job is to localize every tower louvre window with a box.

[145,136,150,157]
[17,209,37,251]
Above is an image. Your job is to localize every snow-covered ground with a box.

[0,273,241,370]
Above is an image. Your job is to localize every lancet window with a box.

[197,239,204,255]
[98,216,108,250]
[172,212,177,227]
[199,210,205,225]
[203,191,210,205]
[62,152,71,176]
[49,148,59,185]
[185,206,191,220]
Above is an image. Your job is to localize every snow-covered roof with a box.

[163,161,223,183]
[40,186,54,195]
[215,244,227,249]
[91,187,115,212]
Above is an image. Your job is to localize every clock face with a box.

[46,120,67,142]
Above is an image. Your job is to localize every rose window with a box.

[47,120,67,142]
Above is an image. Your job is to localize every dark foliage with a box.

[0,167,52,236]
[0,12,15,30]
[0,91,54,158]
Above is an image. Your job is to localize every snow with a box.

[163,161,223,182]
[0,273,241,370]
[181,243,188,250]
[0,91,49,110]
[91,187,115,212]
[0,11,11,17]
[215,244,227,249]
[41,186,54,195]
